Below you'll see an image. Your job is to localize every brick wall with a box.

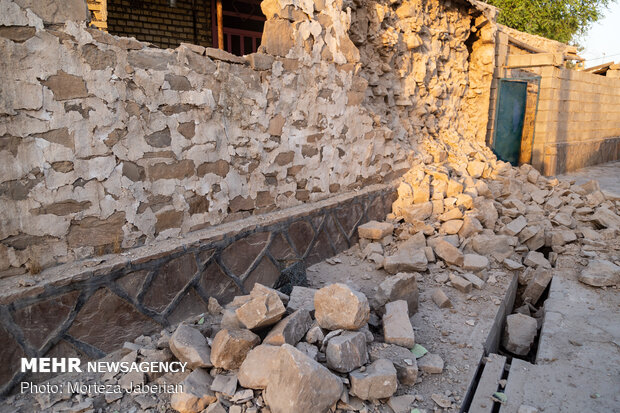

[107,0,212,49]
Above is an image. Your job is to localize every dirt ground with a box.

[308,245,514,412]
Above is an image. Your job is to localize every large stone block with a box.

[578,259,620,287]
[374,272,419,315]
[502,314,537,356]
[210,328,260,370]
[170,368,216,413]
[522,268,553,303]
[238,344,280,389]
[433,239,464,266]
[264,344,343,413]
[326,331,368,373]
[358,220,393,240]
[383,300,415,348]
[368,343,418,386]
[349,359,398,401]
[262,19,294,57]
[169,324,212,369]
[236,284,286,330]
[314,283,369,330]
[263,309,313,346]
[383,250,428,274]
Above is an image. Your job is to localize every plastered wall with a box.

[0,0,495,277]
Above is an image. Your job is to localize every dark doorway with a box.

[493,79,528,166]
[211,0,264,56]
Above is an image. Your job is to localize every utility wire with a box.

[585,52,620,62]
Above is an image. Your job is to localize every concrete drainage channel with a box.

[461,268,551,413]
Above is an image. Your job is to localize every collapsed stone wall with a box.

[349,0,496,144]
[0,0,495,277]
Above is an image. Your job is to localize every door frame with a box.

[210,0,264,55]
[492,75,541,165]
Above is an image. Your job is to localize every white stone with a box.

[383,300,415,348]
[502,314,537,356]
[314,283,370,330]
[462,253,489,271]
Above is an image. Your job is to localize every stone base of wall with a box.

[543,136,620,175]
[0,184,396,394]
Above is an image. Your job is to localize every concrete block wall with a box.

[488,26,620,175]
[534,67,620,174]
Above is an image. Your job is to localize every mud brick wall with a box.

[0,0,496,278]
[0,185,395,393]
[107,0,212,49]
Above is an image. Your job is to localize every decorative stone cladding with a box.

[0,184,394,393]
[107,0,213,49]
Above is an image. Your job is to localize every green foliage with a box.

[483,0,614,44]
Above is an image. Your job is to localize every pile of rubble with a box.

[5,140,620,413]
[356,139,620,360]
[7,279,431,413]
[165,280,435,413]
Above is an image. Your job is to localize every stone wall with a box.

[497,24,575,55]
[0,0,499,393]
[0,183,394,394]
[0,0,496,279]
[107,0,212,49]
[348,0,496,145]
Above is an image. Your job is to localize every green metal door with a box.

[493,80,528,166]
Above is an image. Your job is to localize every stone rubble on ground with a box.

[578,259,620,287]
[417,353,445,374]
[383,300,416,348]
[349,358,398,401]
[502,313,538,356]
[314,283,370,330]
[8,106,620,413]
[432,288,453,308]
[326,331,369,373]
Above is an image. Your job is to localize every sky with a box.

[580,1,620,67]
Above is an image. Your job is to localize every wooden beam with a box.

[504,53,564,69]
[216,0,223,50]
